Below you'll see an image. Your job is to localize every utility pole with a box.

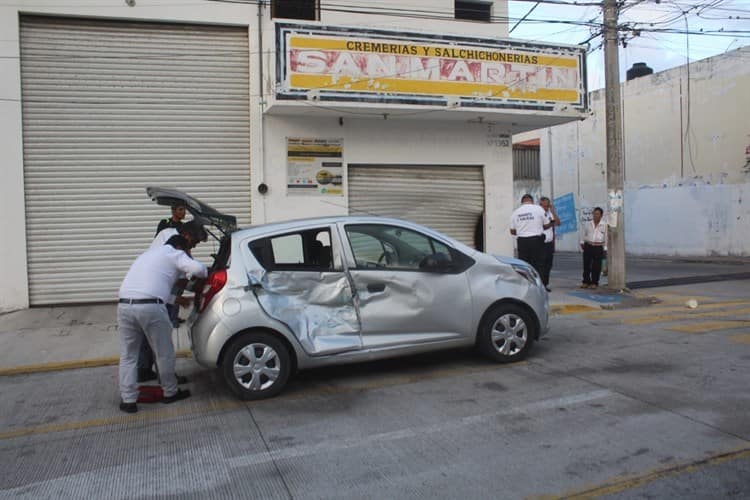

[603,0,626,289]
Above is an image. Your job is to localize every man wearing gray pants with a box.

[117,235,207,413]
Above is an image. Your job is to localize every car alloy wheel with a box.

[478,303,536,363]
[221,332,291,400]
[233,343,280,391]
[490,313,527,356]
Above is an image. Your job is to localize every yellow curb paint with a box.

[730,334,750,344]
[530,447,750,500]
[0,350,192,376]
[666,320,750,334]
[583,300,750,320]
[623,306,750,326]
[0,399,243,441]
[550,304,599,315]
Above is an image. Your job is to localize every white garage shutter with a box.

[20,16,251,305]
[348,165,485,247]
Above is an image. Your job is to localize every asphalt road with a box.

[1,283,749,499]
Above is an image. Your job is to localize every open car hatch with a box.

[146,187,238,236]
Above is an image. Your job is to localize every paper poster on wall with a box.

[287,138,343,196]
[553,192,577,235]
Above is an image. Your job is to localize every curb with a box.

[550,304,600,315]
[0,349,193,376]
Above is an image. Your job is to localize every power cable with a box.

[510,1,542,33]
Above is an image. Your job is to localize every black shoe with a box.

[545,286,552,292]
[162,389,191,404]
[176,374,189,384]
[119,401,137,413]
[137,369,158,383]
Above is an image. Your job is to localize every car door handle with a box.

[367,283,386,293]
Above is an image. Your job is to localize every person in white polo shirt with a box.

[117,234,207,414]
[509,194,552,275]
[539,196,560,292]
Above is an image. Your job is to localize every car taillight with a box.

[200,269,227,312]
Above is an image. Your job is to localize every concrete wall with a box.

[517,46,750,256]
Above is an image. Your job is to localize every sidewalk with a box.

[1,253,748,374]
[0,305,191,374]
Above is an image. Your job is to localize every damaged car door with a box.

[246,225,362,356]
[342,223,475,349]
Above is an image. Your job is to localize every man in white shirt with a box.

[579,206,607,288]
[118,235,208,413]
[509,194,552,275]
[137,220,207,383]
[539,196,561,292]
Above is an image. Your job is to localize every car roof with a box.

[233,216,474,252]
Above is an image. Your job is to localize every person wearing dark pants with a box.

[539,196,560,291]
[516,235,545,274]
[510,194,552,276]
[580,207,607,289]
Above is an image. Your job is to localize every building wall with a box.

[517,47,750,256]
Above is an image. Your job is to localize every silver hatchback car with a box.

[149,188,549,400]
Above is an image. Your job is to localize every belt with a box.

[518,234,543,239]
[585,242,605,246]
[119,298,164,305]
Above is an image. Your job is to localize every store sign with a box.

[287,138,343,196]
[276,24,587,111]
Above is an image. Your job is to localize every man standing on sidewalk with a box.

[117,234,207,414]
[510,194,551,275]
[539,197,560,292]
[580,207,607,289]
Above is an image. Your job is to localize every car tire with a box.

[477,303,536,363]
[221,332,291,400]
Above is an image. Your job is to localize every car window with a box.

[271,234,304,264]
[345,224,454,271]
[250,227,334,271]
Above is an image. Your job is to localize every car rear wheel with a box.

[221,332,291,400]
[477,304,536,363]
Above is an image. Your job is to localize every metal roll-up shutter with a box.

[348,165,485,247]
[20,16,251,305]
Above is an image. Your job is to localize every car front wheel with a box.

[478,304,536,363]
[221,332,291,400]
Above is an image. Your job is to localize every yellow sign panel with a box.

[279,25,586,108]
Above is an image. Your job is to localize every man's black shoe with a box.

[137,369,158,383]
[162,389,191,404]
[119,401,137,413]
[176,375,189,384]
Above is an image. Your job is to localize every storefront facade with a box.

[0,1,587,311]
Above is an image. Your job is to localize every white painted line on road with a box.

[227,389,613,469]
